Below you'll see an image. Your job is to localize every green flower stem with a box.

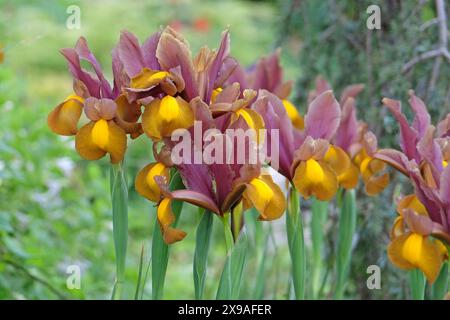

[311,197,328,299]
[216,213,247,299]
[286,187,306,299]
[110,161,129,300]
[335,189,356,299]
[222,213,234,255]
[193,210,214,299]
[431,261,448,300]
[409,268,426,300]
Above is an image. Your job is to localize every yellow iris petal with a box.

[142,96,194,141]
[157,198,187,244]
[47,95,84,136]
[135,162,170,202]
[91,119,110,149]
[338,162,359,189]
[402,233,425,266]
[146,163,166,192]
[306,159,324,183]
[250,178,274,202]
[443,160,448,168]
[359,155,389,196]
[293,160,338,201]
[388,233,445,283]
[75,120,126,164]
[159,95,180,122]
[324,146,351,176]
[75,122,107,161]
[131,68,169,89]
[282,99,304,130]
[243,175,286,221]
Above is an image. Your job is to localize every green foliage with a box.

[216,216,248,300]
[193,210,213,300]
[286,189,305,299]
[110,162,129,299]
[151,172,184,300]
[335,189,357,299]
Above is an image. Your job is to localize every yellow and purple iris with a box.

[374,91,450,281]
[310,77,390,195]
[388,194,448,283]
[253,88,349,201]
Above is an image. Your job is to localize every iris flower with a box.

[388,194,448,282]
[136,105,286,244]
[47,37,142,163]
[253,89,349,201]
[117,27,232,141]
[126,28,286,244]
[209,83,264,143]
[374,91,450,282]
[309,77,389,195]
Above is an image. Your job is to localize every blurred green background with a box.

[0,0,448,299]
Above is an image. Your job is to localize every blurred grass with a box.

[0,0,298,299]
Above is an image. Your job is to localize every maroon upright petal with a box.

[339,84,364,105]
[118,30,146,78]
[437,114,450,138]
[408,90,431,140]
[75,37,112,98]
[335,98,359,153]
[111,46,130,98]
[307,76,331,104]
[141,31,161,70]
[407,162,444,225]
[156,27,198,100]
[204,30,230,102]
[60,47,102,98]
[417,126,444,179]
[305,90,341,140]
[225,58,248,90]
[215,57,239,89]
[251,50,283,92]
[382,97,419,161]
[253,90,297,179]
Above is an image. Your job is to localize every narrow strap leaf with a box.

[409,268,426,300]
[311,197,328,299]
[286,188,306,299]
[253,226,270,299]
[193,210,214,299]
[431,262,448,300]
[216,215,248,299]
[134,245,145,300]
[110,161,128,300]
[151,172,184,300]
[335,188,356,299]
